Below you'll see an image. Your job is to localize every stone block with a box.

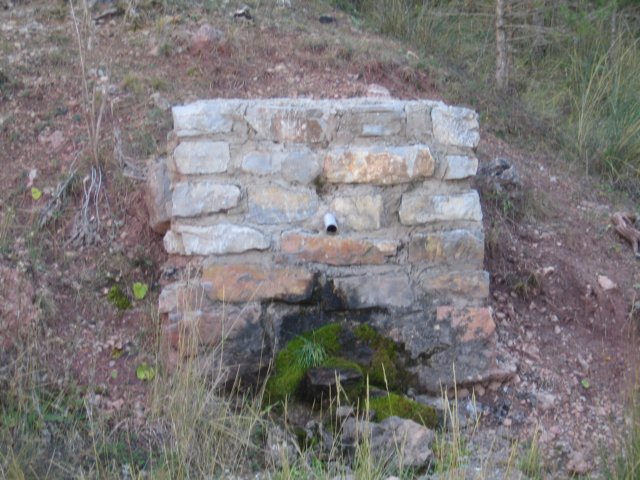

[201,264,315,303]
[431,104,480,149]
[248,185,318,224]
[331,195,383,231]
[279,232,396,265]
[245,102,333,144]
[405,101,433,141]
[172,99,244,137]
[279,150,322,184]
[337,102,405,140]
[442,155,478,180]
[173,140,230,175]
[399,191,482,225]
[419,270,489,300]
[330,274,414,309]
[145,157,171,233]
[324,145,435,185]
[436,306,495,342]
[241,151,277,175]
[161,301,267,378]
[163,230,185,255]
[174,224,270,255]
[407,230,484,265]
[172,181,241,217]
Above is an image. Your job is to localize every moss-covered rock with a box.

[368,392,438,429]
[353,323,404,390]
[266,323,343,402]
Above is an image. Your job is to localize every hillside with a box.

[1,1,639,478]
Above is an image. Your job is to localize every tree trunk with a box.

[495,0,509,89]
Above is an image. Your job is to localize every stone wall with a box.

[152,98,514,394]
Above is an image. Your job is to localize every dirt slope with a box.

[1,1,639,476]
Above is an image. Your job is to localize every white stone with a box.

[172,99,244,137]
[443,155,478,180]
[331,195,382,231]
[432,103,480,148]
[173,140,230,175]
[172,182,240,217]
[399,190,483,225]
[163,230,185,254]
[174,224,270,255]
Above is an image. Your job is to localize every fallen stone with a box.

[173,140,230,174]
[248,185,318,224]
[597,275,617,291]
[173,224,269,255]
[172,181,240,217]
[324,145,434,185]
[365,84,391,98]
[376,416,434,469]
[190,23,224,54]
[145,157,171,234]
[150,92,171,111]
[201,264,315,303]
[399,190,483,225]
[279,232,394,265]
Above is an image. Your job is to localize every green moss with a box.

[107,285,131,310]
[368,393,438,429]
[354,324,401,390]
[266,324,343,402]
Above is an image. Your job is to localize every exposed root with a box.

[66,166,104,248]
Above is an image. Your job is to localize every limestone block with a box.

[431,104,480,149]
[163,230,185,254]
[279,232,397,265]
[173,140,230,175]
[248,185,318,224]
[399,191,482,225]
[330,274,414,309]
[201,264,315,302]
[442,155,478,180]
[408,229,484,266]
[324,145,435,185]
[172,181,241,217]
[174,224,270,255]
[419,270,489,300]
[241,151,277,175]
[336,102,405,140]
[172,99,244,137]
[145,157,171,233]
[405,101,433,141]
[278,150,322,184]
[245,102,334,144]
[330,195,382,231]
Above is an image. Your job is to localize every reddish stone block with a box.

[201,264,315,303]
[279,232,396,265]
[436,306,496,342]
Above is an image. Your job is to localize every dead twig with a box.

[612,211,640,258]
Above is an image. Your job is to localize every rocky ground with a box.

[1,1,639,478]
